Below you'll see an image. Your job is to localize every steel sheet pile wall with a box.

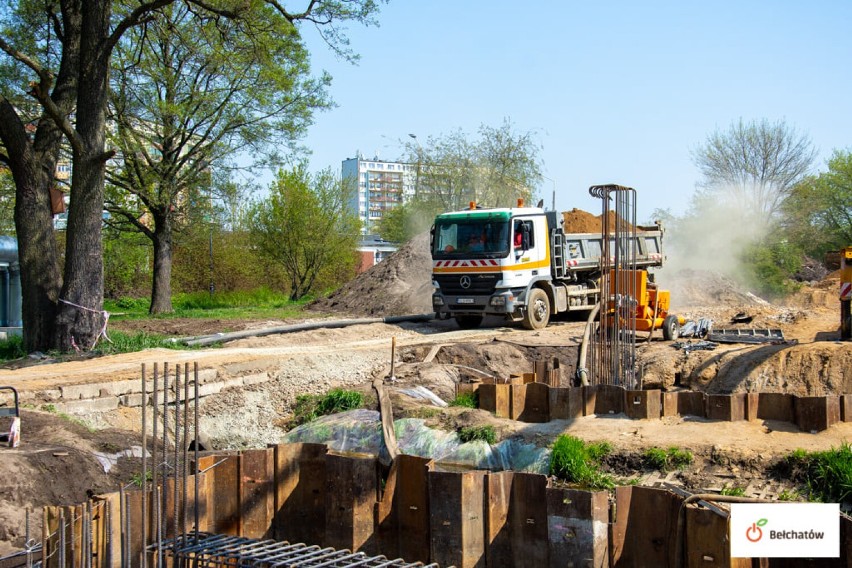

[475,383,851,433]
[41,442,852,567]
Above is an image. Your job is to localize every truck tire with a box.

[522,288,551,330]
[662,314,680,340]
[455,315,483,329]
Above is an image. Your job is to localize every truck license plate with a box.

[457,298,475,304]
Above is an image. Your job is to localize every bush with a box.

[784,444,852,504]
[0,334,26,361]
[288,389,364,428]
[550,435,615,490]
[450,391,478,408]
[457,425,497,444]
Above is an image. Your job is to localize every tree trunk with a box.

[53,0,110,350]
[149,213,174,314]
[0,102,63,351]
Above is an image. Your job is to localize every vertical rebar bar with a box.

[182,362,190,541]
[141,363,148,568]
[173,363,181,552]
[194,362,200,542]
[105,499,112,568]
[152,363,161,568]
[161,361,169,559]
[59,511,66,568]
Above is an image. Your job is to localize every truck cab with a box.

[431,204,554,329]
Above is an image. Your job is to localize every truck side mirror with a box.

[429,225,435,249]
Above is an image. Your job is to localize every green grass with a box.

[0,334,26,360]
[783,444,852,504]
[105,288,313,321]
[288,389,364,428]
[642,446,694,471]
[720,485,746,496]
[450,392,478,408]
[457,425,497,444]
[550,435,615,490]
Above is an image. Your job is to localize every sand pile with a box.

[562,209,636,233]
[312,232,434,316]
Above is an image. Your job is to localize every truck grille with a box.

[435,273,499,296]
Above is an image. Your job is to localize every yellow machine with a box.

[606,269,684,340]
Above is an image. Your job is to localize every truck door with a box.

[511,217,549,278]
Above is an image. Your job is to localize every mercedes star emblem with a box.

[459,275,472,289]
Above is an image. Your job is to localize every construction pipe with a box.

[182,313,435,347]
[575,303,600,386]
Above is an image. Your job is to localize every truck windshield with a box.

[433,220,510,259]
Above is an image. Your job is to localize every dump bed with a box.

[558,225,664,274]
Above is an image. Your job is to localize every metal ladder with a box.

[551,230,565,278]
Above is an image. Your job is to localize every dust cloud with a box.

[656,189,772,306]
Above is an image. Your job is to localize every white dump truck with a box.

[430,201,668,331]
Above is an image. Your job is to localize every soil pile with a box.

[561,209,635,233]
[664,268,768,308]
[312,232,434,316]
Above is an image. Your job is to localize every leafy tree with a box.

[0,167,14,234]
[784,149,852,259]
[0,0,382,351]
[692,118,816,224]
[388,120,543,242]
[105,2,333,314]
[247,165,360,300]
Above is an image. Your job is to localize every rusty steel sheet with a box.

[486,472,513,568]
[509,384,526,421]
[795,396,841,433]
[429,470,487,568]
[273,443,328,545]
[706,394,745,422]
[548,387,583,420]
[521,383,550,423]
[624,389,661,420]
[508,473,549,568]
[324,452,379,554]
[582,385,597,416]
[842,395,852,422]
[240,448,274,539]
[545,486,609,568]
[756,393,795,423]
[611,486,682,567]
[684,504,750,568]
[593,384,625,415]
[377,454,433,563]
[208,455,241,536]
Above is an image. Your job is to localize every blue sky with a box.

[298,1,852,222]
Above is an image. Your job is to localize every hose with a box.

[575,303,600,386]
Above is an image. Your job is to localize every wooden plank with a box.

[486,472,513,568]
[325,452,378,554]
[546,486,609,568]
[240,448,274,538]
[273,443,327,545]
[509,473,548,568]
[430,470,487,568]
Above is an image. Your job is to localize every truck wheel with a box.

[455,315,483,329]
[662,315,680,340]
[522,288,551,330]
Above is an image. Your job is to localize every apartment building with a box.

[341,153,416,235]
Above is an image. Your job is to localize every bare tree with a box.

[692,118,816,223]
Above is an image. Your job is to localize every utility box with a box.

[0,236,21,337]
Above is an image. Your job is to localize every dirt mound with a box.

[311,232,434,317]
[0,410,142,554]
[561,209,634,233]
[665,269,768,309]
